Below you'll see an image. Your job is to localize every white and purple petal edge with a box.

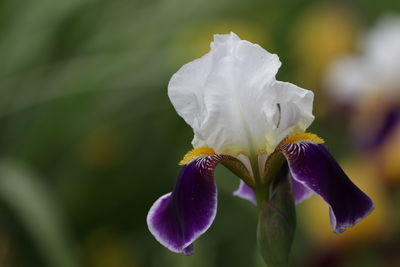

[291,177,313,204]
[233,180,256,205]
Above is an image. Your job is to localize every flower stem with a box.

[249,155,268,207]
[256,164,296,267]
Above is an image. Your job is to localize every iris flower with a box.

[147,33,373,256]
[325,15,400,150]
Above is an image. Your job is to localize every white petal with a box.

[363,15,400,85]
[324,15,400,103]
[324,57,374,103]
[169,32,314,155]
[268,81,314,148]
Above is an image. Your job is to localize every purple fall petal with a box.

[147,156,221,254]
[233,180,256,205]
[278,142,374,233]
[291,177,313,204]
[359,104,400,150]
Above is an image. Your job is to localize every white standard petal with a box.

[267,81,314,150]
[169,32,314,155]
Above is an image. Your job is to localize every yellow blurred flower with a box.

[376,125,400,185]
[291,3,359,113]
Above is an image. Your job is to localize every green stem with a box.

[249,155,268,207]
[256,164,296,267]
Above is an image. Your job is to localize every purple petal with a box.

[279,142,374,233]
[233,180,256,205]
[291,177,313,204]
[147,156,221,254]
[358,104,400,150]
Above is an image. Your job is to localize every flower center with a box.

[179,148,216,165]
[280,133,324,146]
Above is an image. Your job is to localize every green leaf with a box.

[0,160,80,267]
[256,165,296,267]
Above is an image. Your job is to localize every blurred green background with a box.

[0,0,400,266]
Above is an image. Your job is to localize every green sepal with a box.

[221,157,254,187]
[262,151,286,185]
[256,164,296,267]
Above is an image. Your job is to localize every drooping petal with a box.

[277,136,374,233]
[147,150,251,255]
[168,32,314,155]
[233,180,256,205]
[147,156,220,254]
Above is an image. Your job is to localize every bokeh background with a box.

[0,0,400,266]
